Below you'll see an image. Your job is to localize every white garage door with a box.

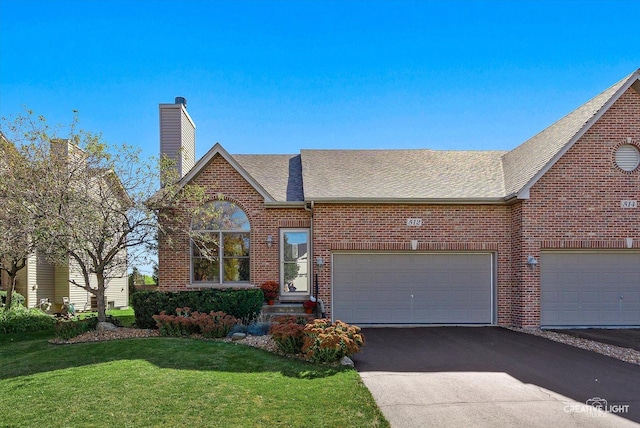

[541,252,640,327]
[332,253,494,325]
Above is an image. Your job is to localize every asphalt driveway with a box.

[354,327,640,428]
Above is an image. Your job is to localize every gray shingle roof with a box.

[234,154,304,201]
[300,149,507,200]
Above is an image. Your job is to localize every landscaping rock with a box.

[97,322,118,332]
[231,332,247,341]
[340,356,354,367]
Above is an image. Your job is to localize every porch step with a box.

[260,302,318,321]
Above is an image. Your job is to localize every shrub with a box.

[271,315,308,325]
[302,319,365,363]
[0,306,56,334]
[55,318,94,340]
[131,288,263,329]
[153,308,238,338]
[0,290,26,308]
[54,315,123,340]
[270,321,306,354]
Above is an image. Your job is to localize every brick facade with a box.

[159,84,640,328]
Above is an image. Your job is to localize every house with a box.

[158,70,640,328]
[0,140,128,312]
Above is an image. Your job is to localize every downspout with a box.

[305,201,323,317]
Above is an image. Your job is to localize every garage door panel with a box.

[541,252,640,327]
[333,253,493,324]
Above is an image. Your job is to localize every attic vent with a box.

[615,144,640,172]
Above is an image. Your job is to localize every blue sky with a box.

[1,0,639,162]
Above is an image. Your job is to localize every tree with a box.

[0,132,39,309]
[1,112,206,322]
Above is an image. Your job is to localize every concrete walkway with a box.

[354,327,640,428]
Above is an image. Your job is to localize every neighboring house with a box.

[1,253,127,312]
[158,70,640,328]
[0,141,128,312]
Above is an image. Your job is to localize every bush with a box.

[131,289,263,329]
[54,315,123,340]
[271,315,308,325]
[270,321,306,354]
[302,319,365,363]
[55,318,94,340]
[152,308,238,338]
[0,290,25,308]
[0,306,56,334]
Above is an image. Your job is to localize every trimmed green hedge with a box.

[131,288,264,329]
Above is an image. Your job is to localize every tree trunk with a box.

[96,274,107,322]
[4,275,17,310]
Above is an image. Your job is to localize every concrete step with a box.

[260,302,319,321]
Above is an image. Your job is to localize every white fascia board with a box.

[264,201,307,208]
[305,197,509,205]
[516,71,640,200]
[177,143,276,202]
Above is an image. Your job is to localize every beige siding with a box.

[105,275,128,309]
[160,103,196,178]
[180,108,196,174]
[67,260,92,312]
[54,265,70,312]
[33,254,55,311]
[14,261,29,306]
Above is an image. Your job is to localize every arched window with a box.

[191,201,250,284]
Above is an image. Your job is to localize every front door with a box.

[280,229,310,298]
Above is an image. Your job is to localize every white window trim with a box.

[190,230,251,286]
[279,228,310,298]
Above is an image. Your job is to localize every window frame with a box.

[190,201,251,286]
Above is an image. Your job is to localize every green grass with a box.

[76,307,136,327]
[0,333,388,428]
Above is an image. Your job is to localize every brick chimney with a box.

[159,97,195,179]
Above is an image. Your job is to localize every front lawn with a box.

[0,333,388,427]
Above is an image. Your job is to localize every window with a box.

[615,144,640,172]
[280,229,310,294]
[191,201,250,284]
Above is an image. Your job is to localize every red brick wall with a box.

[516,86,640,326]
[311,203,514,324]
[158,154,310,291]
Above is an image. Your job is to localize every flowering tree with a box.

[1,112,206,321]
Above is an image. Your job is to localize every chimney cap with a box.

[175,97,187,108]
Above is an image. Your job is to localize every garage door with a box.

[541,252,640,327]
[332,253,494,324]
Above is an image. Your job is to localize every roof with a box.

[234,154,304,202]
[177,69,640,204]
[300,149,506,200]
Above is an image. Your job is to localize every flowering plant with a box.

[302,300,317,309]
[260,281,279,300]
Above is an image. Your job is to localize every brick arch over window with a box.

[190,200,250,284]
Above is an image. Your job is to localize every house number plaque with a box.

[621,200,638,208]
[406,218,422,226]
